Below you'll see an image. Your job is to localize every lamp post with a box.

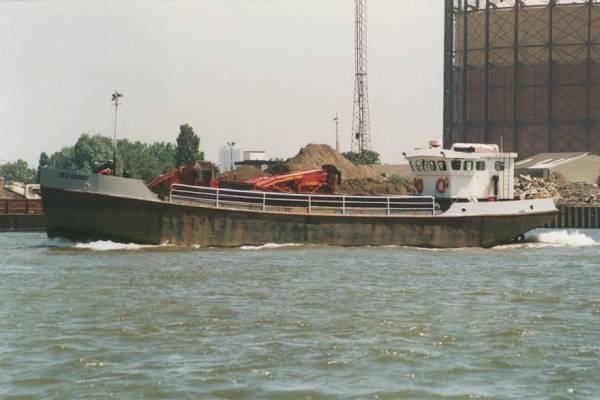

[227,141,236,171]
[333,112,340,153]
[111,90,123,175]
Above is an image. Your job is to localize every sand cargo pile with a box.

[285,144,409,195]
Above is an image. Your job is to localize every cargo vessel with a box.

[40,142,558,248]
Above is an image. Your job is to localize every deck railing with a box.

[169,184,436,216]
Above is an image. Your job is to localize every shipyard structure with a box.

[444,0,600,158]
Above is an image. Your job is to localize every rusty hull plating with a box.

[41,187,556,249]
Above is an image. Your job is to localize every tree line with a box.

[0,124,204,184]
[2,122,382,184]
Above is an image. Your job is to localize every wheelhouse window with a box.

[428,160,437,171]
[451,160,462,171]
[409,161,415,171]
[464,161,474,171]
[415,161,422,171]
[495,161,505,171]
[422,160,430,171]
[476,161,486,171]
[438,161,448,171]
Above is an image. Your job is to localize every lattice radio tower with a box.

[351,0,371,153]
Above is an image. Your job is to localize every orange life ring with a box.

[436,177,448,193]
[487,195,496,202]
[414,178,424,194]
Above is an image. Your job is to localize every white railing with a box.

[169,184,437,216]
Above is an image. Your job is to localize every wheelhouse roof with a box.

[404,148,517,160]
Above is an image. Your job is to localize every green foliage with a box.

[38,152,49,167]
[47,146,76,170]
[45,134,112,173]
[36,152,49,183]
[0,159,37,183]
[42,124,205,181]
[118,140,176,181]
[266,158,290,175]
[72,134,114,172]
[44,133,182,181]
[389,174,411,186]
[342,150,381,165]
[175,124,204,166]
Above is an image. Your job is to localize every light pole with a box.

[227,141,236,171]
[333,112,340,153]
[111,90,123,175]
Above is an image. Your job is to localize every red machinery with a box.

[220,165,342,194]
[147,161,214,196]
[146,163,341,195]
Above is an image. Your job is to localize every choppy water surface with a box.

[1,230,599,399]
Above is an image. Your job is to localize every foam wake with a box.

[496,230,597,249]
[531,230,597,247]
[240,243,301,250]
[44,238,164,251]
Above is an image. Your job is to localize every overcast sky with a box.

[0,0,444,166]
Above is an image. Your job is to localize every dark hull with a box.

[42,187,557,248]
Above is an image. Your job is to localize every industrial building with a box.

[444,0,600,158]
[515,152,600,182]
[218,146,241,172]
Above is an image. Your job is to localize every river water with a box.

[1,230,599,399]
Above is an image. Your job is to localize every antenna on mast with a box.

[351,0,371,153]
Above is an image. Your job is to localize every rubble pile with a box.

[285,144,410,195]
[514,173,600,204]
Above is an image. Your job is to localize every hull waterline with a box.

[41,186,557,249]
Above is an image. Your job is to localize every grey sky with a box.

[0,0,443,166]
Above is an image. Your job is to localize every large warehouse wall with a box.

[446,1,600,158]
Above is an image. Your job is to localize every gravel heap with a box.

[286,144,385,182]
[514,173,600,204]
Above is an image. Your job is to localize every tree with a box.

[342,150,381,165]
[36,152,49,183]
[44,134,179,182]
[72,134,113,172]
[0,160,37,183]
[47,146,76,170]
[41,127,204,181]
[175,124,204,166]
[146,141,177,177]
[118,140,176,181]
